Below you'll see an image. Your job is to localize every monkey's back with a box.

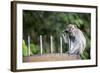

[74,29,86,54]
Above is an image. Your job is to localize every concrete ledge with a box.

[23,53,81,62]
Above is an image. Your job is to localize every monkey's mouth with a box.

[64,29,71,34]
[64,30,69,33]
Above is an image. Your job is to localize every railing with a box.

[24,35,81,62]
[27,35,63,56]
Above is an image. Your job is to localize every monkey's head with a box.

[65,24,77,33]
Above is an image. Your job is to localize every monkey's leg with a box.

[67,40,74,55]
[69,43,80,55]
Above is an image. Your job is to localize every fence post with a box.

[28,35,31,56]
[60,36,63,54]
[40,35,43,55]
[50,35,53,53]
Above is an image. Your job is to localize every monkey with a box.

[62,24,86,55]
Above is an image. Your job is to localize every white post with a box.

[28,35,31,56]
[40,35,43,55]
[60,36,63,54]
[50,35,53,53]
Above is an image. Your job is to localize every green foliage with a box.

[80,51,90,59]
[30,44,40,54]
[22,40,28,57]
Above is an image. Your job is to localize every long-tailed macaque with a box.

[62,24,86,55]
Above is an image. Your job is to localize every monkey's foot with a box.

[66,51,79,55]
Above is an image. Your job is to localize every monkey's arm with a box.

[62,33,69,43]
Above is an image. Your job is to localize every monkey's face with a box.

[65,24,75,33]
